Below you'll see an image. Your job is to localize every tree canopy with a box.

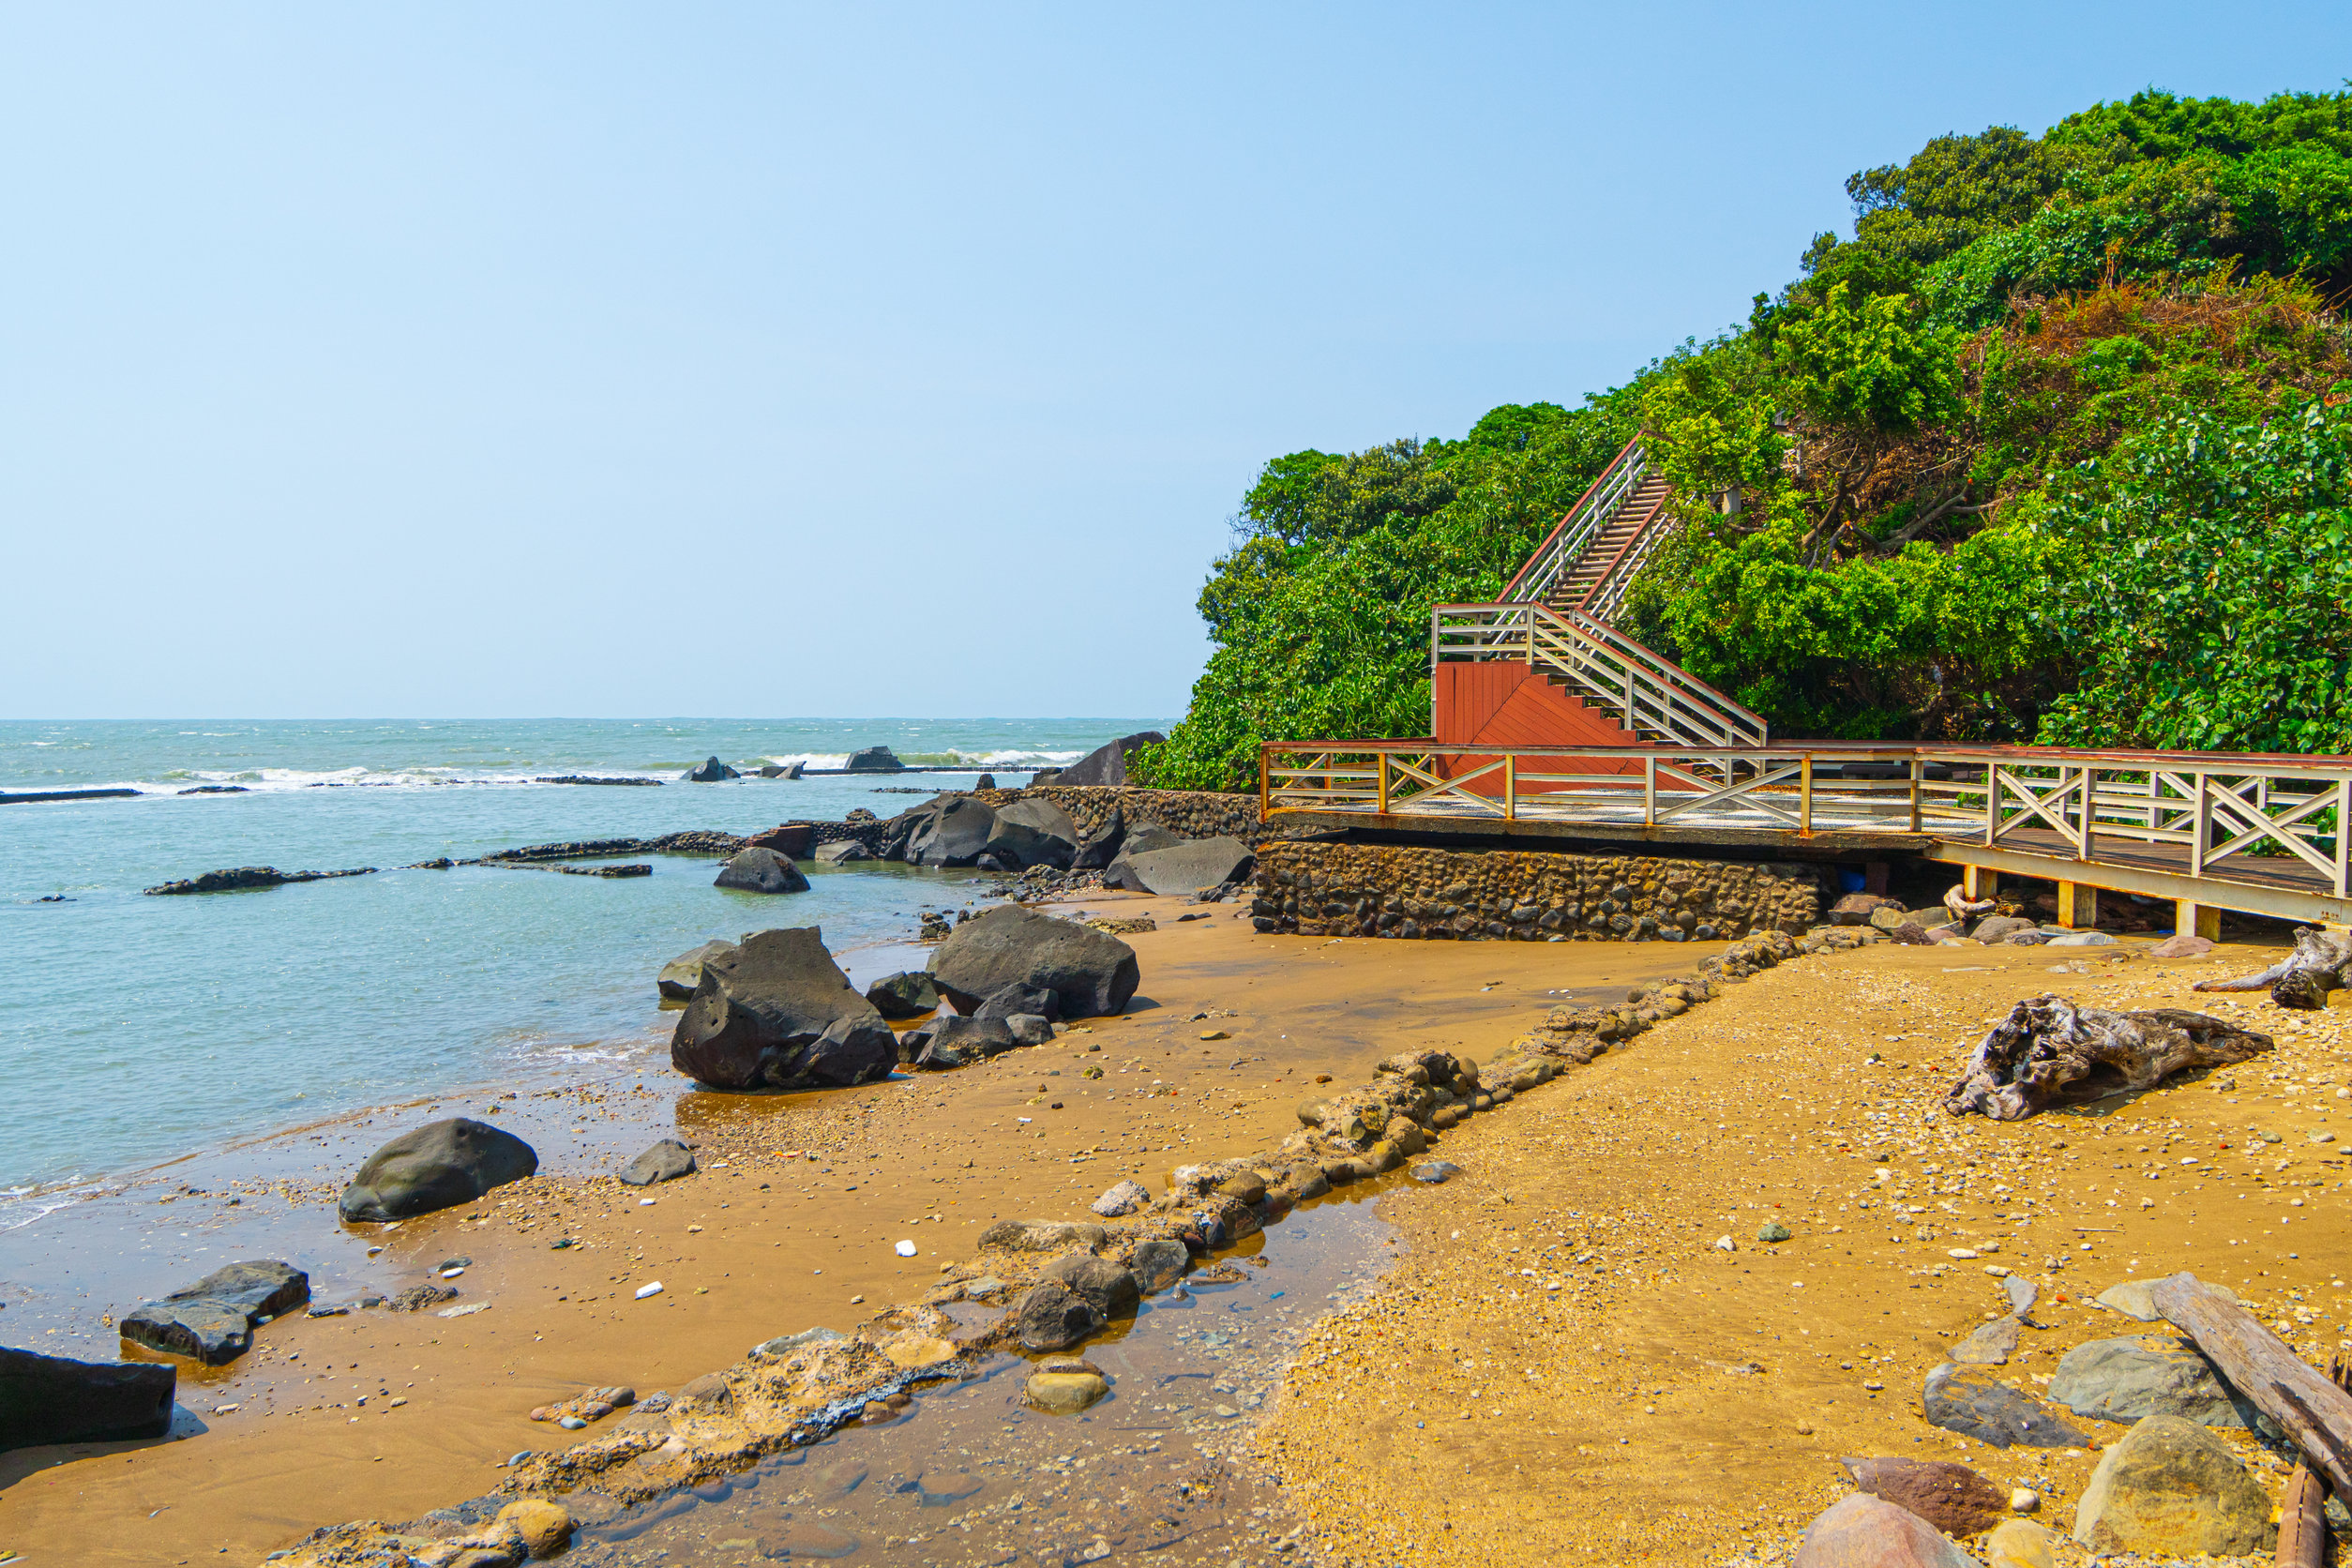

[1140,86,2352,791]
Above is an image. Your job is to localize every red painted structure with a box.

[1430,662,1644,795]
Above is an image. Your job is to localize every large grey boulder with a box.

[1041,1254,1139,1319]
[1071,804,1125,870]
[985,798,1082,869]
[930,906,1140,1018]
[0,1347,175,1450]
[1119,823,1184,858]
[901,797,1001,867]
[844,746,903,773]
[682,756,740,782]
[974,982,1060,1022]
[670,927,897,1091]
[714,847,809,895]
[1108,837,1254,896]
[1053,732,1165,789]
[619,1138,697,1187]
[2073,1412,2273,1557]
[2047,1334,2269,1430]
[119,1260,310,1364]
[659,939,737,1002]
[340,1119,538,1221]
[814,839,871,865]
[865,971,940,1019]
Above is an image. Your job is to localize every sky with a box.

[5,3,2348,719]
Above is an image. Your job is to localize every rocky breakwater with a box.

[669,927,897,1091]
[143,866,378,895]
[1249,839,1826,942]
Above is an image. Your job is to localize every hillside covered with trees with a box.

[1139,88,2352,792]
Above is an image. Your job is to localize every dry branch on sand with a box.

[1943,995,2272,1120]
[2192,927,2352,1011]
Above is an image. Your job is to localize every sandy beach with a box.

[0,889,1695,1564]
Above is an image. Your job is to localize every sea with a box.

[0,718,1167,1214]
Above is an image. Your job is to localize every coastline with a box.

[2,889,1694,1564]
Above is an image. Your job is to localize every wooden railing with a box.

[1259,740,2352,900]
[1499,437,1649,606]
[1577,493,1676,625]
[1432,601,1770,749]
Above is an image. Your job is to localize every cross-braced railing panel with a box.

[1263,741,2352,901]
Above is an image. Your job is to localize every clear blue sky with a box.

[6,4,2346,718]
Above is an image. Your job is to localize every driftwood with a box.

[2194,927,2352,1012]
[2152,1274,2352,1500]
[1943,883,1997,926]
[1945,995,2273,1120]
[2273,1353,2349,1568]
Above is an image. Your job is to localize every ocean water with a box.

[0,718,1166,1203]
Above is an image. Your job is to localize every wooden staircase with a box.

[1545,470,1672,621]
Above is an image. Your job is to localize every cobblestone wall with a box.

[1249,839,1828,942]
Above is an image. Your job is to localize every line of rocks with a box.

[143,867,379,896]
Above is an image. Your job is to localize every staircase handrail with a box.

[1432,600,1769,749]
[1576,489,1679,624]
[1500,436,1647,605]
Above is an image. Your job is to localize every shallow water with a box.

[0,718,1163,1198]
[539,1190,1402,1568]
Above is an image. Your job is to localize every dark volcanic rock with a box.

[975,982,1060,1023]
[1922,1361,2092,1448]
[682,756,741,782]
[1016,1280,1106,1351]
[0,1347,175,1450]
[339,1118,540,1221]
[714,847,810,895]
[659,939,738,1003]
[1041,1254,1140,1319]
[844,746,903,773]
[1071,804,1125,869]
[670,927,897,1091]
[1108,837,1253,896]
[865,971,940,1019]
[931,906,1139,1019]
[814,839,871,865]
[1052,732,1166,789]
[902,797,1000,867]
[120,1260,309,1364]
[985,798,1081,869]
[177,784,251,795]
[745,823,814,857]
[143,866,378,896]
[974,774,996,791]
[535,776,660,787]
[619,1138,697,1187]
[1118,823,1184,858]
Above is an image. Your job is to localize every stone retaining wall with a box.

[973,785,1267,843]
[1248,839,1827,942]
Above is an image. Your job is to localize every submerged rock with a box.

[682,756,740,782]
[339,1119,539,1221]
[120,1260,309,1364]
[670,927,896,1091]
[0,1346,175,1450]
[1129,1237,1188,1292]
[1025,1369,1109,1413]
[714,847,809,895]
[618,1138,697,1187]
[1016,1280,1105,1351]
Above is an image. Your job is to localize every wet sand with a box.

[1256,936,2339,1567]
[0,894,1692,1565]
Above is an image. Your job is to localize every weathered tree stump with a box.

[2193,927,2352,1012]
[1944,995,2273,1120]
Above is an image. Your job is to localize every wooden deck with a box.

[1261,740,2352,927]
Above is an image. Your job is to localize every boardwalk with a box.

[1259,739,2352,928]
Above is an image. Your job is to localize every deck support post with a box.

[2176,901,2222,942]
[1799,755,1814,837]
[2058,882,2099,931]
[1962,866,1998,902]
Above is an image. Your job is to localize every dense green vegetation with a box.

[1140,88,2352,791]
